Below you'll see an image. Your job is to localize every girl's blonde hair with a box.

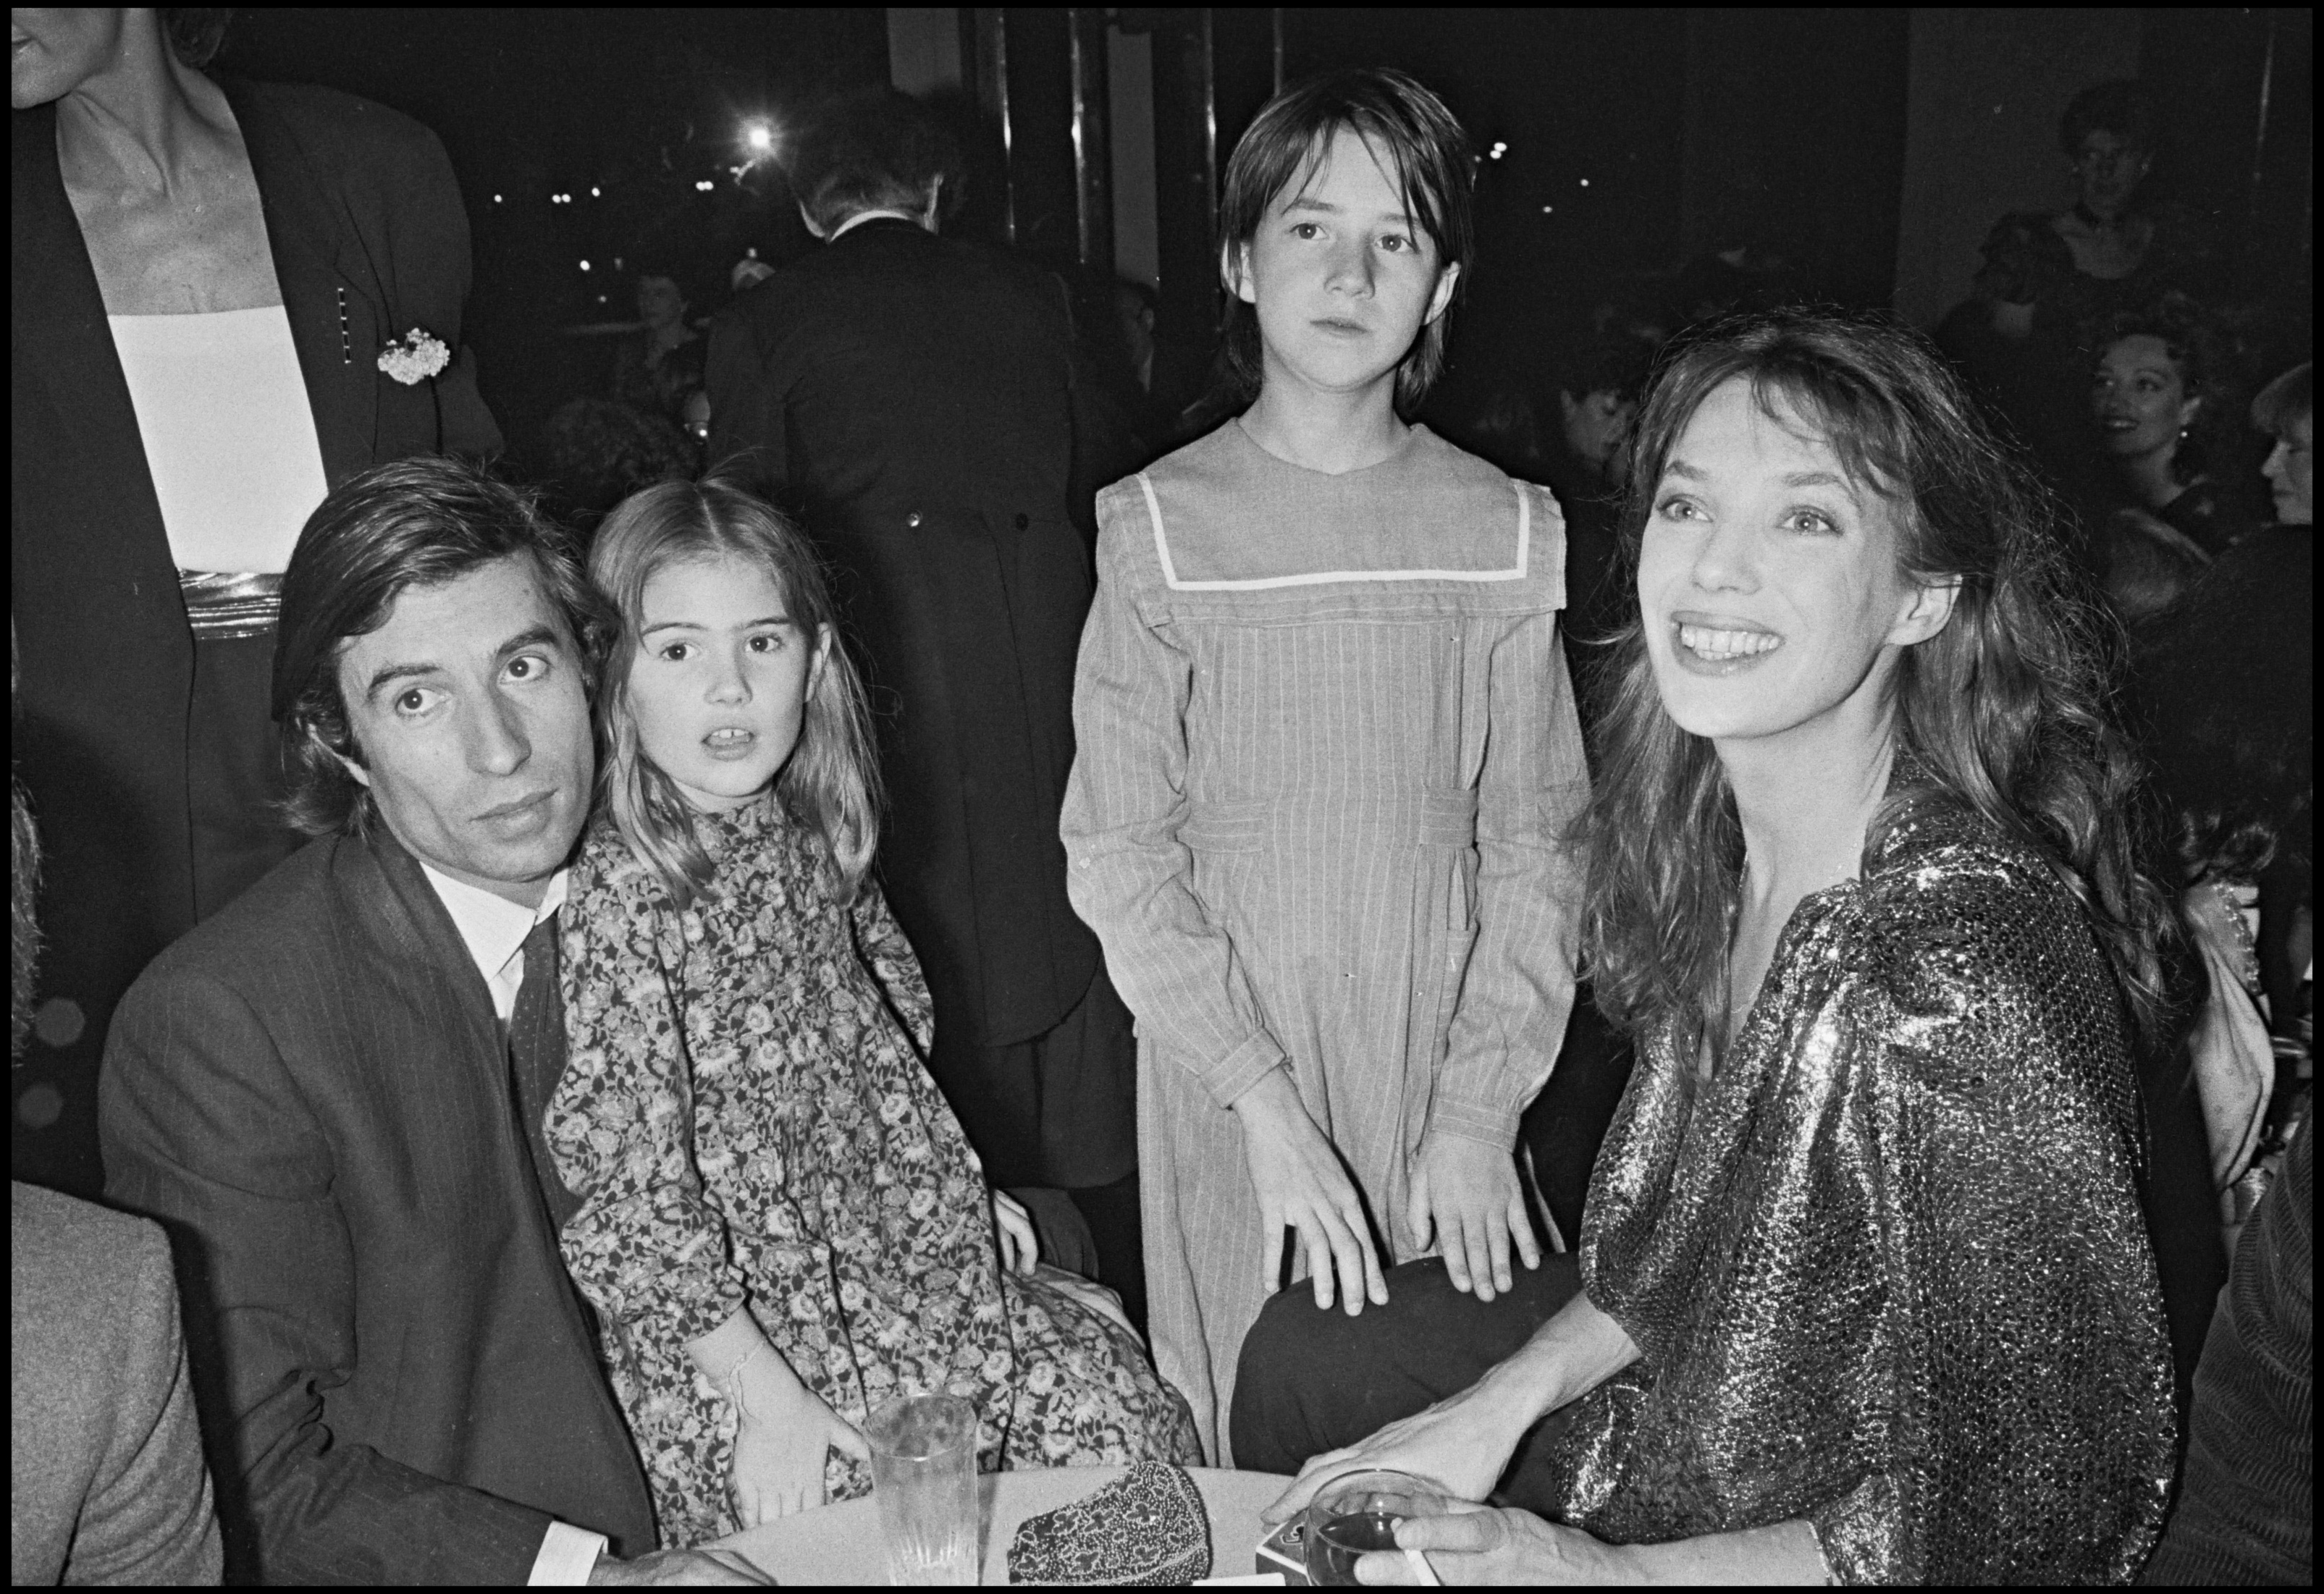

[589,479,880,908]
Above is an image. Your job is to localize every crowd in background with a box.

[12,8,2311,1587]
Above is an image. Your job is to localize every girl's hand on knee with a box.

[1233,1067,1388,1316]
[1407,1134,1538,1302]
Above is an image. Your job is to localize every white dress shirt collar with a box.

[418,863,570,1022]
[829,207,925,240]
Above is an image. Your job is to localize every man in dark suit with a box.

[100,461,757,1585]
[705,89,1143,1317]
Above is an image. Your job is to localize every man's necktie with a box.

[508,910,584,1232]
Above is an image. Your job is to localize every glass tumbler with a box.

[1301,1469,1448,1586]
[866,1393,980,1586]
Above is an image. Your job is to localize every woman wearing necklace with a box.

[1965,80,2217,478]
[11,7,497,1195]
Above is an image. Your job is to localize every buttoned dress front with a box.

[1062,421,1589,1458]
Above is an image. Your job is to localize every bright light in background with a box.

[492,193,503,203]
[743,119,775,155]
[696,179,715,192]
[1579,178,1590,187]
[578,260,591,271]
[1489,141,1508,160]
[590,186,601,198]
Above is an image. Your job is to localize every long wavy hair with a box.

[1580,309,2181,1058]
[589,480,880,908]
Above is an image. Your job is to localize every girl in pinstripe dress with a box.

[1061,69,1589,1460]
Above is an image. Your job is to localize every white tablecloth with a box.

[714,1464,1292,1584]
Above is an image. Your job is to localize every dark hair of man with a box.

[272,456,610,840]
[784,88,964,237]
[1580,308,2183,1061]
[2093,291,2240,487]
[2059,78,2160,159]
[1216,67,1475,409]
[159,8,232,71]
[2251,359,2312,439]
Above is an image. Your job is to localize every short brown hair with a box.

[1216,68,1474,409]
[273,457,610,838]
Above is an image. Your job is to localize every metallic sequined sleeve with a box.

[1563,805,2178,1585]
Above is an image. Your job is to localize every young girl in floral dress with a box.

[548,480,1197,1547]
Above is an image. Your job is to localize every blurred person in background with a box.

[2126,360,2312,1415]
[11,4,498,1197]
[531,396,697,544]
[2087,296,2261,563]
[1950,80,2218,475]
[1541,334,1655,683]
[609,266,706,431]
[705,87,1145,1321]
[14,648,222,1585]
[2100,507,2212,631]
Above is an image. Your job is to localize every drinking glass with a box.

[1301,1469,1448,1587]
[866,1393,980,1586]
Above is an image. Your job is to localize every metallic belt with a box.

[179,570,284,642]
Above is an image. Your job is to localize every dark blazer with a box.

[11,80,500,1194]
[99,828,653,1583]
[704,219,1105,1064]
[12,1181,223,1585]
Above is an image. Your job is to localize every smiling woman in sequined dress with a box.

[1250,310,2183,1584]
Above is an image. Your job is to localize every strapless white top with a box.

[108,305,329,575]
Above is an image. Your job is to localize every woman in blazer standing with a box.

[11,8,499,1194]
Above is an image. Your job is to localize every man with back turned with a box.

[707,88,1143,1317]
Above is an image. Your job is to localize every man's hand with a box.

[588,1546,772,1585]
[1406,1133,1538,1301]
[730,1363,872,1525]
[992,1189,1040,1276]
[1260,1375,1533,1522]
[1234,1068,1386,1315]
[1350,1506,1625,1586]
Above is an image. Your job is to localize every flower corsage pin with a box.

[378,326,452,385]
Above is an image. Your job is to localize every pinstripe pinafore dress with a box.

[1061,419,1589,1459]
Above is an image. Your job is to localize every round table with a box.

[714,1465,1293,1585]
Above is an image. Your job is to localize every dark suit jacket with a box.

[99,828,652,1583]
[704,219,1103,1066]
[12,1181,223,1585]
[11,80,500,1194]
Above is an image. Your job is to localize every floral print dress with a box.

[549,801,1200,1548]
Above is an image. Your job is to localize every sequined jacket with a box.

[1552,798,2176,1584]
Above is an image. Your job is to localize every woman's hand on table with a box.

[1261,1373,1531,1523]
[1352,1509,1830,1586]
[993,1189,1040,1275]
[1233,1066,1388,1316]
[1407,1132,1540,1302]
[730,1354,871,1525]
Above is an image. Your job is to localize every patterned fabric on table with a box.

[1544,793,2177,1584]
[549,802,1200,1547]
